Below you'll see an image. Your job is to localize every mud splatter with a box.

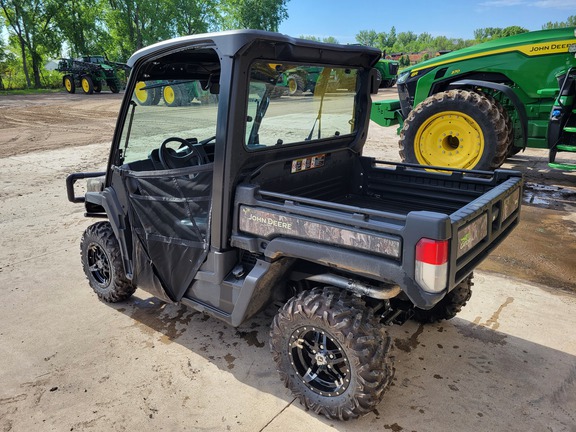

[235,330,265,348]
[224,354,236,370]
[395,325,424,353]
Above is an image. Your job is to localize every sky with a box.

[278,0,576,44]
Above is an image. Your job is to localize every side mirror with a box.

[369,68,381,94]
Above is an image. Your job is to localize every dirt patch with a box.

[0,92,122,157]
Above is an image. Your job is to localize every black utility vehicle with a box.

[67,30,523,420]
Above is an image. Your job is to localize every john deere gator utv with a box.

[66,30,522,421]
[371,27,576,171]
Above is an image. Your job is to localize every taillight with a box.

[415,238,448,293]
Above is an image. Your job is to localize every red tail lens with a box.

[416,238,448,265]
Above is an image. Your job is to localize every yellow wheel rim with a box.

[414,111,485,169]
[164,86,175,104]
[81,78,90,93]
[65,78,72,92]
[288,79,297,93]
[135,81,148,103]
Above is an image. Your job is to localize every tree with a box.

[299,35,339,44]
[171,0,220,35]
[355,29,379,48]
[221,0,289,32]
[53,0,108,57]
[392,31,418,52]
[1,0,60,88]
[106,0,175,61]
[474,26,527,42]
[542,15,576,29]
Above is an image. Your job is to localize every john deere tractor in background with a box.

[279,66,322,95]
[58,56,129,94]
[371,27,576,171]
[374,58,399,88]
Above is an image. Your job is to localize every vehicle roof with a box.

[127,29,381,68]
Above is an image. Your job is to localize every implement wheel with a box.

[81,76,94,94]
[399,90,508,170]
[64,75,75,94]
[134,81,159,105]
[270,287,394,420]
[163,85,182,107]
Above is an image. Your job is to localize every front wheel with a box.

[80,222,136,302]
[63,75,75,93]
[270,287,394,420]
[399,90,508,171]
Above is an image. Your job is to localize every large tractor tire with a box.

[399,90,508,171]
[63,75,75,94]
[287,74,305,96]
[270,287,394,420]
[163,85,182,107]
[109,83,120,94]
[80,222,136,303]
[81,76,94,94]
[483,92,515,163]
[411,274,473,323]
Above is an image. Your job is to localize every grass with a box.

[0,88,64,96]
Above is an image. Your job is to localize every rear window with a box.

[245,61,359,150]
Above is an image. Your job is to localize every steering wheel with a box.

[158,137,204,169]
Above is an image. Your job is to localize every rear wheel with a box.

[399,90,508,171]
[109,82,120,93]
[287,74,305,96]
[64,75,75,94]
[81,76,94,94]
[163,85,182,107]
[412,275,473,323]
[135,81,157,105]
[81,222,136,302]
[270,287,394,420]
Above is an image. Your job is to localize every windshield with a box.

[119,79,219,167]
[245,62,359,150]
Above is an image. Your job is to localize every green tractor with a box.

[374,58,399,88]
[279,66,323,95]
[371,27,576,171]
[57,55,128,94]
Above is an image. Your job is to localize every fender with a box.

[448,79,528,149]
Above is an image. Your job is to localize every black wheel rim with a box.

[289,326,350,396]
[87,243,111,287]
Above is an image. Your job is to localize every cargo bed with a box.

[232,156,523,304]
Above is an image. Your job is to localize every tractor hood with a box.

[408,27,576,74]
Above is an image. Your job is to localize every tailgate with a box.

[448,172,523,286]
